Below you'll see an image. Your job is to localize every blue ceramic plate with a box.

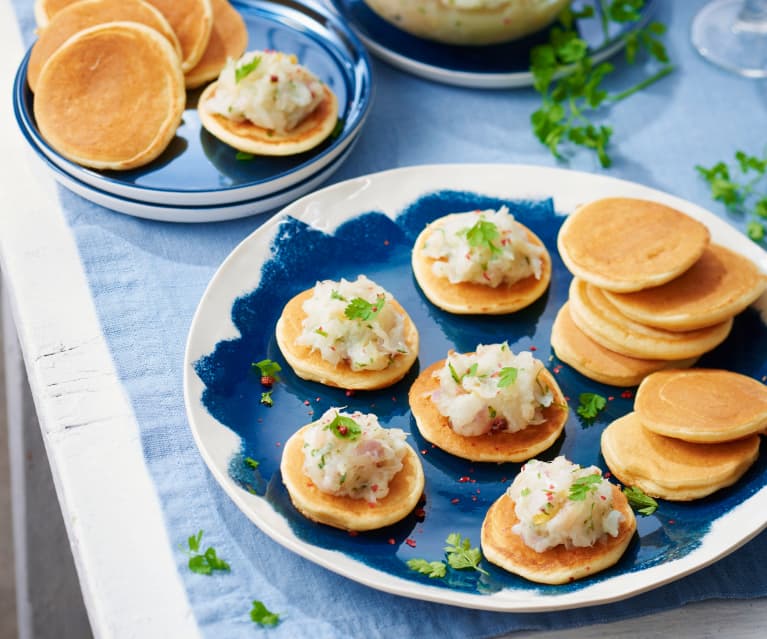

[326,0,656,88]
[13,0,372,207]
[184,164,767,611]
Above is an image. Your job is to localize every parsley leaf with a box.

[623,485,659,515]
[325,413,362,440]
[253,359,282,379]
[244,456,260,469]
[696,149,767,243]
[569,473,603,501]
[444,533,489,575]
[250,600,280,627]
[497,367,519,388]
[235,56,261,83]
[186,531,230,575]
[529,1,673,167]
[344,294,386,322]
[576,392,607,420]
[260,390,274,407]
[465,219,501,255]
[406,559,447,578]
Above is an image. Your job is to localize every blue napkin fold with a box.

[13,0,767,637]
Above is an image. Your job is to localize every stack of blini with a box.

[601,368,767,500]
[551,197,767,387]
[29,0,246,170]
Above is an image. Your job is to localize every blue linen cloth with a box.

[11,0,767,637]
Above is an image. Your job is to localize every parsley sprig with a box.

[497,366,519,388]
[576,392,607,420]
[569,473,603,501]
[530,0,673,167]
[696,149,767,242]
[325,412,362,440]
[623,485,659,515]
[344,294,386,322]
[186,530,231,576]
[406,533,488,578]
[235,56,261,83]
[464,219,501,255]
[250,600,281,627]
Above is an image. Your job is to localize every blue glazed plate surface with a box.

[184,164,767,611]
[326,0,655,88]
[13,0,372,206]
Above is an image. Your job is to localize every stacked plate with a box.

[12,0,373,223]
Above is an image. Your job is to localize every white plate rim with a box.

[183,163,767,611]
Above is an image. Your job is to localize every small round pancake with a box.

[34,0,80,27]
[568,278,733,360]
[603,244,767,332]
[33,22,185,170]
[481,486,636,584]
[146,0,213,72]
[27,0,182,93]
[601,412,761,501]
[551,302,697,387]
[184,0,247,89]
[411,216,551,315]
[198,81,339,156]
[409,361,567,463]
[635,369,767,443]
[557,198,710,292]
[280,423,425,531]
[275,288,419,391]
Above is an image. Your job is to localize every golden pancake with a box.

[557,198,710,292]
[146,0,213,72]
[601,412,760,501]
[411,216,551,315]
[635,369,767,443]
[280,423,425,531]
[198,81,339,156]
[568,278,733,360]
[34,0,80,27]
[33,22,185,170]
[603,244,767,332]
[275,289,419,391]
[409,361,567,463]
[184,0,247,89]
[481,486,636,584]
[363,0,571,46]
[27,0,182,93]
[550,302,697,387]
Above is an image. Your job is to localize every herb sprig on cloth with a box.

[530,0,673,167]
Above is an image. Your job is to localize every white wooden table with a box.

[1,0,765,637]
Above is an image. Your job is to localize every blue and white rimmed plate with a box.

[19,110,358,223]
[184,164,767,611]
[326,0,656,89]
[13,0,372,208]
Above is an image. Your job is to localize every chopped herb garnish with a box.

[696,149,767,243]
[244,457,260,469]
[623,485,659,515]
[185,531,230,575]
[330,289,347,301]
[325,413,362,440]
[260,391,274,407]
[576,392,607,420]
[520,487,531,497]
[253,359,282,380]
[235,56,261,83]
[344,294,386,322]
[315,328,328,337]
[235,151,255,161]
[497,367,519,388]
[464,219,501,255]
[448,362,461,384]
[250,600,280,627]
[569,473,602,501]
[406,559,447,578]
[444,533,488,575]
[529,1,672,167]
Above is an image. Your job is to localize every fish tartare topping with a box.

[431,343,554,437]
[296,275,409,371]
[420,206,545,287]
[302,408,409,503]
[508,456,624,552]
[205,50,325,134]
